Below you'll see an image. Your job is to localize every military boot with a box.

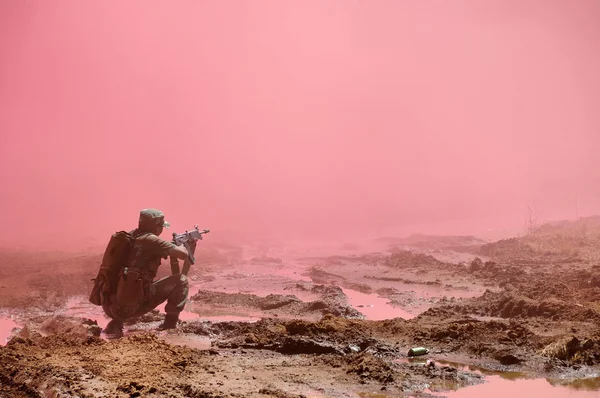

[103,319,124,338]
[158,313,179,330]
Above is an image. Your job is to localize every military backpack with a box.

[89,230,147,306]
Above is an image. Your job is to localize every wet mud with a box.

[3,217,600,397]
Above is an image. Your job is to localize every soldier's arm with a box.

[148,235,189,261]
[168,245,189,261]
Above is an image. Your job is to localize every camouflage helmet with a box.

[138,208,171,230]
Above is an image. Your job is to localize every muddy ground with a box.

[3,217,600,397]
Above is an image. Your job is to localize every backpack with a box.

[89,230,139,306]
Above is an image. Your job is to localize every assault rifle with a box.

[170,225,210,275]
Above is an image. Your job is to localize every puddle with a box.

[342,288,415,320]
[0,316,19,345]
[435,360,528,380]
[549,377,600,391]
[428,376,600,397]
[404,359,600,397]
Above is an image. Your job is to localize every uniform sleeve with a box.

[147,234,178,259]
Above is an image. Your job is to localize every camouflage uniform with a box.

[102,209,189,331]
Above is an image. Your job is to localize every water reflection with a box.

[437,360,528,380]
[0,317,19,345]
[424,360,600,397]
[548,377,600,392]
[430,376,600,397]
[342,288,415,320]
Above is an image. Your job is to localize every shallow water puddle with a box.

[342,288,415,320]
[417,360,600,397]
[428,376,600,397]
[0,316,19,345]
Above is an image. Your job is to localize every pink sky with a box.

[1,1,599,248]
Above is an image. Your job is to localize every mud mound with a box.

[191,286,364,320]
[381,234,485,253]
[181,317,288,340]
[192,290,302,310]
[308,267,345,285]
[418,318,536,364]
[478,234,586,264]
[541,336,600,366]
[344,351,395,383]
[425,319,533,346]
[478,238,536,259]
[384,251,447,268]
[526,217,600,257]
[208,315,378,356]
[0,332,228,397]
[10,315,102,342]
[461,290,600,322]
[465,258,524,284]
[285,315,368,340]
[258,388,306,398]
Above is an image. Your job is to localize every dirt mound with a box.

[384,250,448,269]
[344,351,395,383]
[10,315,102,342]
[307,267,345,285]
[380,234,486,253]
[190,287,364,320]
[478,218,600,264]
[285,315,369,340]
[412,317,537,365]
[478,238,536,259]
[472,291,600,322]
[540,335,600,366]
[207,315,399,359]
[258,388,306,398]
[1,331,230,397]
[191,290,302,310]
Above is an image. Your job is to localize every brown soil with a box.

[3,217,600,397]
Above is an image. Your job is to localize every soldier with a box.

[102,208,192,336]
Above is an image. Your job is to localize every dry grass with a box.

[522,216,600,261]
[541,337,580,360]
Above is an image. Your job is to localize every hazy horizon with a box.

[1,1,599,250]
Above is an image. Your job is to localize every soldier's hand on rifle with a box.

[184,239,197,255]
